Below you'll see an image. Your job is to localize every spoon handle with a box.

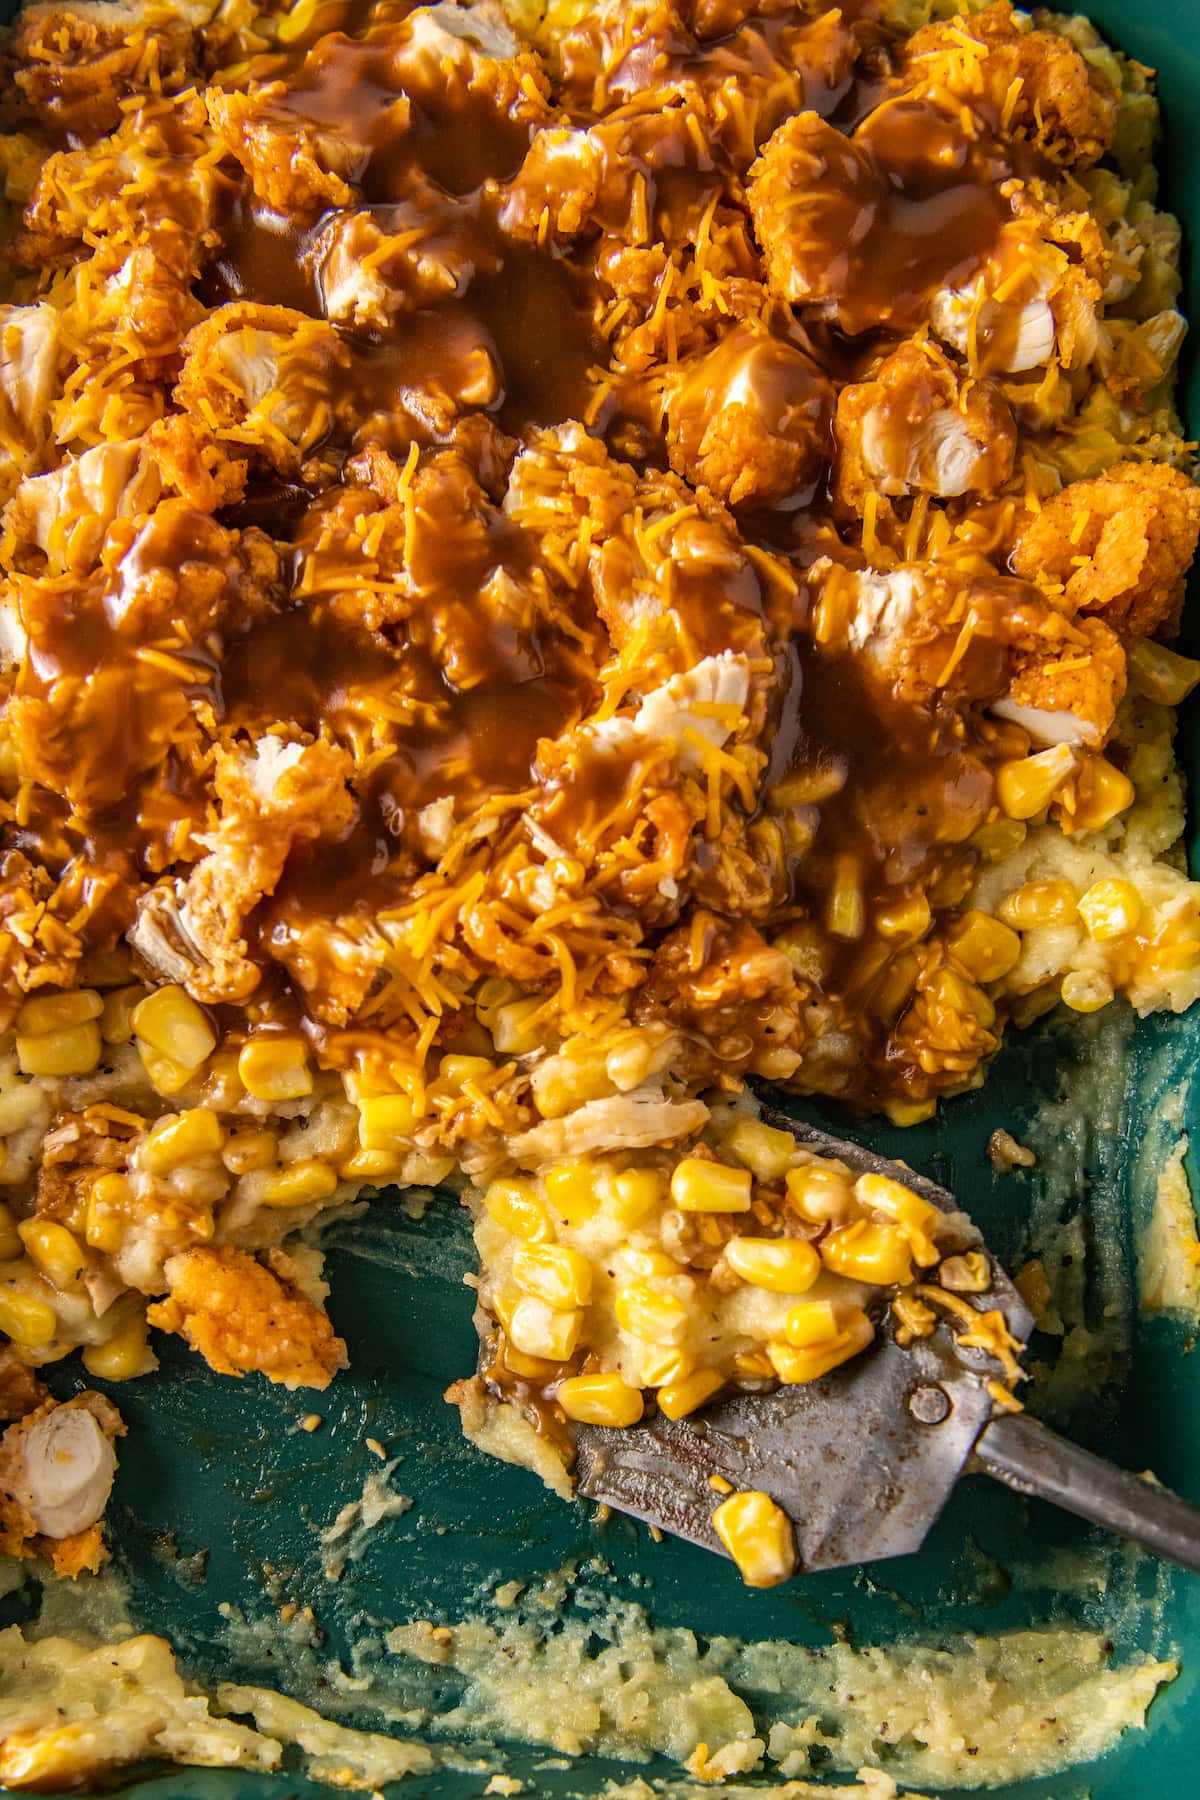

[974,1410,1200,1576]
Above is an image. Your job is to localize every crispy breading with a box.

[834,340,1016,511]
[174,303,352,475]
[205,84,375,218]
[147,1246,349,1389]
[9,0,198,139]
[665,323,833,508]
[635,913,804,1081]
[132,738,356,1005]
[747,110,878,311]
[0,1350,46,1425]
[899,0,1118,170]
[0,1393,123,1568]
[1012,462,1200,642]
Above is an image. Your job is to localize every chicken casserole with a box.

[0,0,1198,1602]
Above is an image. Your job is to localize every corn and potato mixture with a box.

[0,0,1198,1593]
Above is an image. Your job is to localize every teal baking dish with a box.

[3,1,1200,1795]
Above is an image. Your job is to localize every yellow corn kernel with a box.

[17,1219,84,1291]
[724,1236,821,1294]
[670,1158,752,1214]
[785,1163,856,1225]
[0,1202,20,1262]
[556,1372,644,1427]
[733,1348,775,1380]
[854,1173,941,1268]
[261,1159,339,1207]
[512,1243,593,1310]
[100,984,146,1046]
[996,744,1076,820]
[339,1148,407,1182]
[821,1218,914,1286]
[484,1176,554,1243]
[16,1020,102,1078]
[1061,969,1113,1013]
[1128,638,1200,706]
[939,1251,992,1293]
[997,881,1077,931]
[86,1172,133,1252]
[500,1342,563,1380]
[639,1343,695,1388]
[0,1285,57,1348]
[607,1167,667,1227]
[508,1296,583,1360]
[711,1489,796,1588]
[883,1097,937,1127]
[658,1367,724,1420]
[615,1281,690,1345]
[722,1117,797,1181]
[143,1107,224,1174]
[222,1128,279,1175]
[544,1160,600,1227]
[1067,757,1135,833]
[357,1094,416,1150]
[1077,878,1143,942]
[437,1054,497,1091]
[238,1036,313,1102]
[138,1044,194,1097]
[491,997,546,1054]
[16,989,102,1036]
[826,854,864,941]
[772,1305,873,1379]
[131,985,216,1071]
[970,816,1028,860]
[83,1311,155,1382]
[949,911,1022,982]
[875,893,932,943]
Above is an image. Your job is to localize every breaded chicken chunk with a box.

[899,0,1118,170]
[0,1393,123,1575]
[1012,462,1200,642]
[175,303,352,475]
[665,323,833,508]
[147,1246,349,1390]
[747,111,879,311]
[132,737,356,1004]
[815,560,1127,747]
[834,339,1016,510]
[205,83,376,219]
[9,0,198,139]
[310,192,500,332]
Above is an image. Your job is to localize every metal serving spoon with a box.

[575,1108,1200,1578]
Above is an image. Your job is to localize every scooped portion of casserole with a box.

[0,0,1199,1563]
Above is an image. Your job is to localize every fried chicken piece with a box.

[0,1393,123,1570]
[1011,462,1200,642]
[555,0,855,166]
[131,736,356,1005]
[144,414,248,514]
[882,950,1001,1096]
[665,323,833,508]
[998,615,1126,750]
[0,1351,47,1426]
[3,441,161,574]
[205,83,384,219]
[9,0,198,139]
[834,339,1015,510]
[899,0,1118,170]
[147,1246,349,1390]
[635,913,804,1079]
[18,93,221,276]
[815,560,1127,747]
[310,193,500,333]
[928,202,1106,376]
[174,303,352,476]
[746,111,879,311]
[0,304,62,503]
